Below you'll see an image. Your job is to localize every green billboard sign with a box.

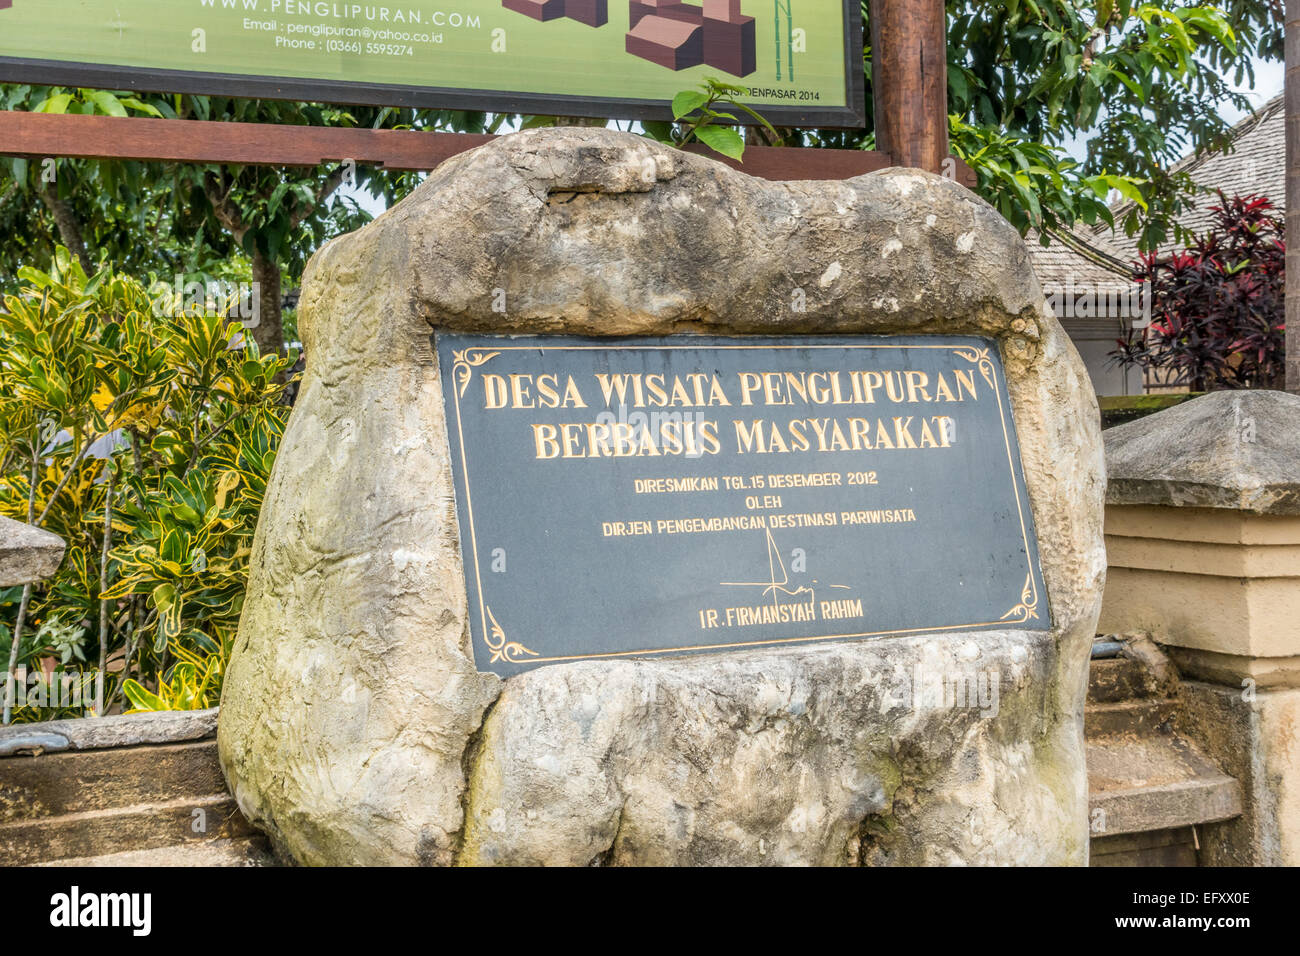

[0,0,864,126]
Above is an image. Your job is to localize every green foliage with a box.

[944,1,1261,249]
[779,1,1279,247]
[0,85,184,289]
[949,117,1144,237]
[0,0,1282,298]
[121,636,230,713]
[0,251,293,722]
[0,87,503,350]
[642,78,782,162]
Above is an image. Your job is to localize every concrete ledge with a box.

[1101,569,1300,658]
[36,835,276,868]
[1166,647,1300,688]
[0,792,251,866]
[1091,827,1199,866]
[1,740,228,820]
[1177,681,1300,865]
[1105,505,1300,546]
[1106,535,1300,578]
[0,708,218,757]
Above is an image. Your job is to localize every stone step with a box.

[35,835,277,867]
[1084,698,1179,738]
[1087,732,1243,838]
[1087,657,1152,704]
[1091,827,1200,867]
[0,792,255,866]
[0,739,226,819]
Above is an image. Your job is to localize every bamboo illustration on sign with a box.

[774,0,792,80]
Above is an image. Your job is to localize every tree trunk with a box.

[869,0,950,174]
[250,251,285,358]
[1287,0,1299,392]
[39,183,93,274]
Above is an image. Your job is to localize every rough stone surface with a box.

[217,127,1106,866]
[0,515,65,586]
[1106,390,1300,514]
[0,708,217,755]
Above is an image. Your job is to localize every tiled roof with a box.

[1025,227,1134,295]
[1035,94,1284,301]
[1090,93,1285,258]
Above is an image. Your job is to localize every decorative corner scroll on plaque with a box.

[953,345,997,391]
[484,606,540,665]
[452,349,501,398]
[1000,573,1041,625]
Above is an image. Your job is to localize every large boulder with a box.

[218,127,1106,866]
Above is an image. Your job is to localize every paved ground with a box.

[36,835,278,867]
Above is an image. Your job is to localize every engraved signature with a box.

[720,528,852,607]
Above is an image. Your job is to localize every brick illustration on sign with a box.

[502,0,609,27]
[627,0,756,76]
[499,0,757,77]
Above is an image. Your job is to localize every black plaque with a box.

[437,334,1048,677]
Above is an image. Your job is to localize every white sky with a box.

[1225,56,1285,121]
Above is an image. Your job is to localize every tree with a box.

[789,2,1284,247]
[1113,192,1286,390]
[0,87,504,353]
[0,87,196,287]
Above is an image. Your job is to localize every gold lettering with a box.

[734,419,766,454]
[849,418,872,450]
[893,416,918,449]
[933,372,957,403]
[532,423,559,459]
[561,375,587,408]
[483,374,508,409]
[904,371,931,403]
[861,371,883,403]
[509,373,533,409]
[953,369,978,401]
[883,371,905,403]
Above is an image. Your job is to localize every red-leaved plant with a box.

[1112,192,1286,391]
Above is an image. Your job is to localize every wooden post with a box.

[869,0,949,174]
[1287,0,1300,392]
[0,111,977,186]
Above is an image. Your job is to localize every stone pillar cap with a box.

[1105,390,1300,515]
[0,515,66,587]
